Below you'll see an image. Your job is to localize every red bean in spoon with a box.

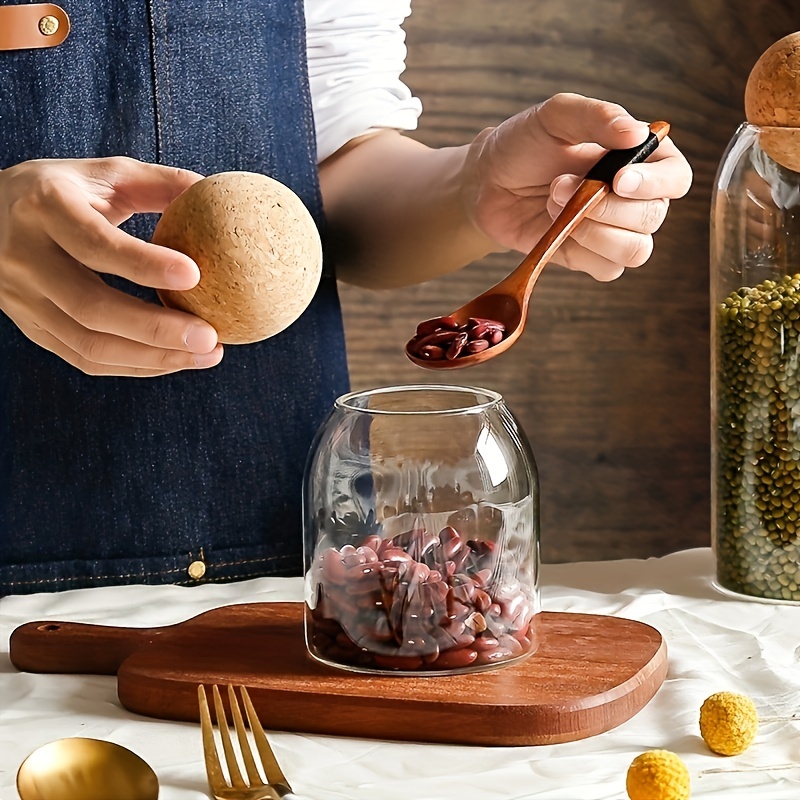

[405,121,671,369]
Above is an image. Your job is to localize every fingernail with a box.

[185,324,218,354]
[193,346,223,368]
[552,177,577,206]
[611,115,646,134]
[616,169,643,194]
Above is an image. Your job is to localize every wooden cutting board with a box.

[10,602,667,746]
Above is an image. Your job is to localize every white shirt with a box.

[304,0,423,162]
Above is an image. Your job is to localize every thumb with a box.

[534,92,650,151]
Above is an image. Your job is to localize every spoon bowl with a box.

[17,738,159,800]
[406,121,670,369]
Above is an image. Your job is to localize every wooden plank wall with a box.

[337,1,800,562]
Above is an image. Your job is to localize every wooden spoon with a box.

[405,121,671,369]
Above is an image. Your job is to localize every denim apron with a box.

[0,0,349,594]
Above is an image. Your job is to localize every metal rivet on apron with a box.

[187,559,206,580]
[38,15,60,36]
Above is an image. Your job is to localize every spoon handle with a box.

[513,121,671,298]
[584,121,668,183]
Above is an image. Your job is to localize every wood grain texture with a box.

[9,602,667,746]
[337,0,800,562]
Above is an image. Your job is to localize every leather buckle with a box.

[0,4,70,51]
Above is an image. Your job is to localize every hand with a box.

[461,92,693,281]
[0,157,223,376]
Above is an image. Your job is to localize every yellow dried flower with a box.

[626,750,691,800]
[699,691,758,755]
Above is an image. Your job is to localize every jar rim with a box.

[738,121,800,133]
[334,384,503,415]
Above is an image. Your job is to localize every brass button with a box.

[187,559,206,580]
[38,15,60,35]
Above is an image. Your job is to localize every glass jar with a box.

[302,384,540,674]
[711,122,800,601]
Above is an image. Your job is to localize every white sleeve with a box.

[304,0,424,163]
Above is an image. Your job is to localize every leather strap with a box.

[0,4,70,50]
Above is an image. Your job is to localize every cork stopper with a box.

[745,32,800,172]
[154,172,322,344]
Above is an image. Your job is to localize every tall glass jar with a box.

[711,123,800,601]
[303,384,540,674]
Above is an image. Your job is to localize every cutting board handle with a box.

[9,620,161,674]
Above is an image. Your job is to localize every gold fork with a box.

[198,684,302,800]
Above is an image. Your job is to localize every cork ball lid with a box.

[154,172,323,345]
[745,32,800,171]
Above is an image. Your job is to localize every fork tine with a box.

[240,686,291,789]
[228,684,265,787]
[212,684,247,789]
[198,685,228,795]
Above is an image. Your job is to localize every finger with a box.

[534,92,651,150]
[552,220,653,271]
[81,156,203,219]
[613,137,693,200]
[24,248,219,353]
[22,297,223,374]
[11,318,205,378]
[549,175,670,234]
[556,214,654,269]
[30,331,171,377]
[34,180,200,290]
[552,238,629,283]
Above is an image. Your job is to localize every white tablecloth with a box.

[1,548,799,799]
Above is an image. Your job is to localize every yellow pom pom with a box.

[626,750,690,800]
[699,691,758,756]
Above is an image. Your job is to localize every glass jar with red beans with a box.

[303,384,540,675]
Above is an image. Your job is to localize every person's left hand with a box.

[461,92,693,281]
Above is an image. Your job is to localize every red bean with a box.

[407,315,508,361]
[381,547,413,564]
[322,549,348,583]
[416,315,460,337]
[473,568,493,587]
[419,345,445,359]
[466,339,490,354]
[473,645,515,666]
[344,576,381,596]
[342,550,367,568]
[356,545,379,563]
[412,329,459,352]
[473,635,500,652]
[310,523,534,672]
[511,621,532,643]
[451,582,476,604]
[487,329,503,345]
[498,634,524,657]
[373,654,425,671]
[361,534,382,553]
[501,594,525,621]
[430,646,478,670]
[468,317,506,331]
[446,598,471,622]
[474,588,492,613]
[445,331,469,360]
[427,579,449,601]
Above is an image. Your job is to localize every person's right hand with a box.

[0,156,223,376]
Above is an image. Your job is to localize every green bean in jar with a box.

[715,273,800,601]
